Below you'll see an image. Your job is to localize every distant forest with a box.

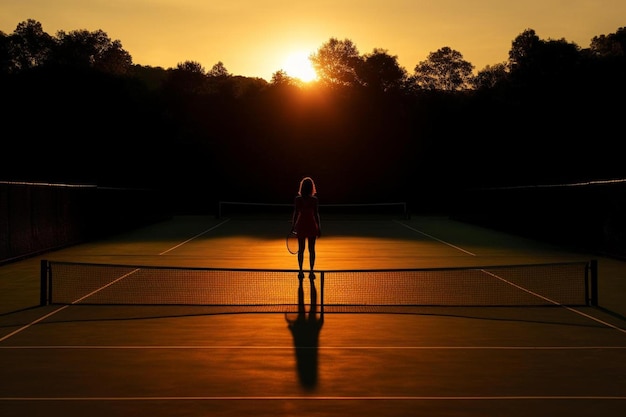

[2,19,625,211]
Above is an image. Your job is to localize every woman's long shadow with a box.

[285,275,324,390]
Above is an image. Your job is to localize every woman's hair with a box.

[298,176,317,197]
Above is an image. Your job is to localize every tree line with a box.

[1,19,625,212]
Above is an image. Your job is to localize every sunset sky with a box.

[2,0,625,81]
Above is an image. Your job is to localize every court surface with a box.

[1,215,625,417]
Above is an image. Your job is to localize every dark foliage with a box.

[1,22,625,214]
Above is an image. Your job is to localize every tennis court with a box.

[1,212,625,416]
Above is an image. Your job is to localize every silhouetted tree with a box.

[585,27,626,93]
[207,61,230,77]
[52,28,132,74]
[412,46,474,91]
[130,64,169,90]
[229,75,267,98]
[310,37,363,88]
[178,60,205,74]
[163,60,208,95]
[270,69,296,86]
[590,26,626,58]
[95,39,133,75]
[508,29,583,95]
[508,28,541,74]
[0,30,10,73]
[473,62,508,90]
[5,19,55,72]
[538,39,581,76]
[508,29,581,79]
[358,48,408,92]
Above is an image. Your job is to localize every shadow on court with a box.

[285,276,324,390]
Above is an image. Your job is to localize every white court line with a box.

[2,396,625,401]
[393,220,476,256]
[483,269,626,335]
[2,345,626,349]
[0,306,70,343]
[159,219,231,254]
[0,219,232,343]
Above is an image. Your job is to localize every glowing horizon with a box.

[2,1,624,81]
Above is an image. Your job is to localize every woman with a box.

[291,177,321,280]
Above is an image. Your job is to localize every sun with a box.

[282,51,318,82]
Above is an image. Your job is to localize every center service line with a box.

[393,220,476,256]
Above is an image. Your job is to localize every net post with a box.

[216,201,222,219]
[588,259,598,306]
[40,260,49,306]
[320,271,324,309]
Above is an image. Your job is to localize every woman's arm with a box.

[291,197,299,231]
[314,198,321,236]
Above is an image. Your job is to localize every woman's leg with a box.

[308,237,316,277]
[297,236,306,278]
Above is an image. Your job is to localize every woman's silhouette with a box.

[291,177,321,280]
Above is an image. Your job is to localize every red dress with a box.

[294,196,319,238]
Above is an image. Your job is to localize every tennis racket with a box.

[286,230,298,255]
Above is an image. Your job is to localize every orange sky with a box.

[2,1,625,81]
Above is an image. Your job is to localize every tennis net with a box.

[40,260,597,311]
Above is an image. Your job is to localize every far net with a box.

[217,201,409,221]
